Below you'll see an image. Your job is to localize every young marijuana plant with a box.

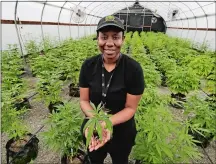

[184,95,216,140]
[42,101,83,158]
[188,55,214,78]
[133,104,202,163]
[83,102,113,149]
[166,66,200,95]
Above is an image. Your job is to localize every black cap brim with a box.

[97,23,125,32]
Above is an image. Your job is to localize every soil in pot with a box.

[61,149,86,164]
[188,128,214,148]
[14,98,31,110]
[170,93,186,109]
[48,101,64,113]
[6,133,39,164]
[69,83,80,97]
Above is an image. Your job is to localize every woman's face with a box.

[97,27,124,60]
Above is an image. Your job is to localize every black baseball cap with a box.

[96,15,125,32]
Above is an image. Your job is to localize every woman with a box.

[79,15,145,164]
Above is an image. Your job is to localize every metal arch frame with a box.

[181,2,198,42]
[41,0,48,50]
[196,1,209,45]
[146,2,188,37]
[57,1,68,42]
[166,1,189,38]
[82,1,99,37]
[91,2,128,33]
[124,0,130,32]
[88,1,122,35]
[14,0,24,58]
[67,1,102,39]
[84,1,106,36]
[101,2,177,32]
[150,2,187,38]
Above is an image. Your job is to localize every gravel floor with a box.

[1,77,216,164]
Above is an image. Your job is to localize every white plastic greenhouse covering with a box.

[1,0,216,52]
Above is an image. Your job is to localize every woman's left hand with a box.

[93,121,111,151]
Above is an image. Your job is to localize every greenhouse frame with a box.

[1,0,216,164]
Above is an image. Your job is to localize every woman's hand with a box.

[85,121,112,152]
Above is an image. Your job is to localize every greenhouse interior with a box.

[1,0,216,163]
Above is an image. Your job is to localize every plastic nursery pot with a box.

[188,128,214,148]
[59,73,68,81]
[39,82,50,93]
[144,45,150,54]
[170,93,186,109]
[14,98,31,111]
[48,101,64,113]
[69,83,80,97]
[161,72,167,87]
[6,133,39,164]
[61,149,86,164]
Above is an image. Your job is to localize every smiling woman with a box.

[79,15,145,164]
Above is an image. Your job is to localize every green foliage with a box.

[1,93,28,139]
[35,77,63,106]
[83,102,113,149]
[133,104,202,163]
[42,102,83,157]
[188,55,214,78]
[166,66,199,94]
[184,95,216,139]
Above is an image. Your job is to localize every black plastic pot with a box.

[14,98,31,110]
[61,149,87,164]
[170,93,186,109]
[6,133,39,164]
[48,101,64,113]
[161,72,167,87]
[188,128,214,148]
[69,83,80,97]
[205,94,216,110]
[39,82,50,93]
[144,45,150,54]
[59,73,67,81]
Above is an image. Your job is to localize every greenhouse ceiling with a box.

[1,0,216,50]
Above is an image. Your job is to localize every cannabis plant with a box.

[133,104,202,163]
[42,102,83,158]
[184,95,216,139]
[166,66,199,95]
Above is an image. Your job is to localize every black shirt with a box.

[79,53,145,131]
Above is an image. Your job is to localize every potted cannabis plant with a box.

[42,102,85,164]
[166,66,199,109]
[133,104,201,164]
[184,95,216,148]
[2,99,39,164]
[36,77,63,113]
